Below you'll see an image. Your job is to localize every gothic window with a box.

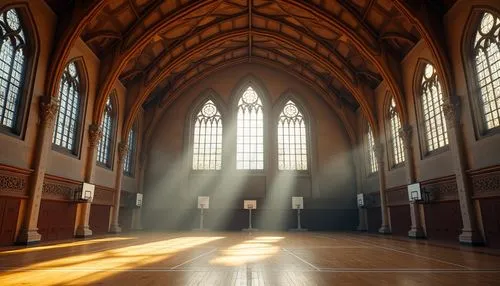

[96,94,115,167]
[123,128,135,175]
[473,12,500,131]
[236,86,264,170]
[277,100,307,170]
[192,100,222,170]
[420,63,449,152]
[0,9,27,131]
[52,62,82,153]
[388,98,405,166]
[367,125,378,173]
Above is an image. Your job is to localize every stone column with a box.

[109,142,128,233]
[399,125,425,238]
[442,96,483,245]
[374,143,391,234]
[17,97,59,244]
[75,124,102,237]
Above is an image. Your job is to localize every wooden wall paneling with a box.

[389,205,411,236]
[367,207,382,232]
[424,201,462,242]
[118,207,133,232]
[37,200,77,241]
[0,197,21,245]
[479,198,500,248]
[89,204,111,234]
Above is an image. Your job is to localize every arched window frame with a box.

[413,60,449,156]
[52,59,87,156]
[463,8,500,138]
[233,77,269,171]
[96,91,117,169]
[274,95,310,172]
[385,95,406,168]
[123,123,137,177]
[366,124,378,175]
[188,90,225,172]
[0,5,38,137]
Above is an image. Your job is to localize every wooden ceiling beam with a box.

[122,28,375,142]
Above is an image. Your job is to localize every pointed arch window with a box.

[97,94,116,167]
[277,100,307,170]
[420,64,449,152]
[473,12,500,131]
[52,62,82,153]
[388,98,405,166]
[192,100,222,170]
[367,125,378,174]
[123,128,136,176]
[0,9,27,131]
[236,86,264,170]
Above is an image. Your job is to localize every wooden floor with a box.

[1,232,499,285]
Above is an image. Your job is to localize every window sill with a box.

[423,145,450,158]
[52,144,79,159]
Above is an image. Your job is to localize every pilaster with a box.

[399,125,425,238]
[442,96,483,245]
[110,141,128,233]
[75,124,102,238]
[17,97,59,244]
[374,142,391,234]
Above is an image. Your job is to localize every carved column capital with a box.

[118,142,129,164]
[39,97,59,126]
[398,125,412,150]
[373,142,384,165]
[442,95,461,128]
[88,124,103,149]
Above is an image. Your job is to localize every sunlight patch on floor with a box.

[209,236,284,266]
[0,237,134,255]
[0,236,224,285]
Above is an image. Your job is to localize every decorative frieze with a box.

[93,187,114,205]
[386,186,408,206]
[0,175,27,195]
[469,166,500,198]
[42,182,75,200]
[422,178,458,202]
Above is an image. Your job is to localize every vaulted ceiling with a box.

[69,0,429,112]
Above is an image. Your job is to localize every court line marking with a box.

[1,268,499,273]
[282,247,320,271]
[170,248,218,270]
[313,234,472,270]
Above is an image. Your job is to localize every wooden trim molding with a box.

[0,164,31,197]
[468,165,500,199]
[93,185,115,206]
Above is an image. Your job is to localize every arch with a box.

[274,91,310,171]
[413,59,449,155]
[0,3,39,137]
[96,89,118,168]
[233,75,267,170]
[123,120,138,176]
[187,89,225,171]
[51,57,88,156]
[366,122,378,175]
[139,59,358,162]
[462,6,500,137]
[122,30,377,141]
[383,92,405,168]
